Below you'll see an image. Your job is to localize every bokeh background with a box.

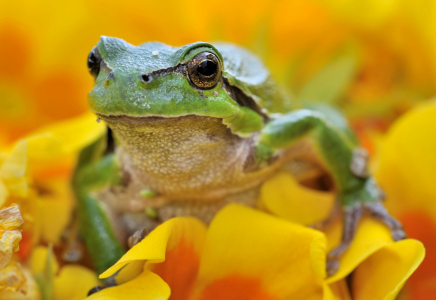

[1,0,435,299]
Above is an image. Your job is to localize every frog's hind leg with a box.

[257,109,406,275]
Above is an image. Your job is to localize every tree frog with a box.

[73,36,405,276]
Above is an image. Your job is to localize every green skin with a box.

[74,36,405,276]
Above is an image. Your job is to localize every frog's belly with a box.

[96,157,325,240]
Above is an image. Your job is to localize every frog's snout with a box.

[106,71,115,81]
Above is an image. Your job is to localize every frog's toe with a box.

[325,204,363,276]
[392,228,407,241]
[326,259,340,277]
[87,277,118,296]
[364,201,407,241]
[127,227,149,248]
[87,285,105,296]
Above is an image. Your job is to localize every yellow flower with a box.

[375,101,436,299]
[0,265,40,300]
[271,0,436,119]
[0,112,105,250]
[30,245,99,300]
[2,0,435,144]
[0,204,25,295]
[0,261,27,295]
[260,170,427,299]
[85,204,423,300]
[0,112,104,297]
[0,204,24,270]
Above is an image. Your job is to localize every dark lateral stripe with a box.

[145,64,187,78]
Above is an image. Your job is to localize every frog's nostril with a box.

[141,74,152,83]
[106,71,115,80]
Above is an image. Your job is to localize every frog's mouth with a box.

[96,114,220,124]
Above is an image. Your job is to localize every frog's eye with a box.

[187,52,221,89]
[87,47,101,79]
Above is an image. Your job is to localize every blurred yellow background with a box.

[1,0,436,144]
[1,0,436,299]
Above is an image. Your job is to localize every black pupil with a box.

[197,60,217,76]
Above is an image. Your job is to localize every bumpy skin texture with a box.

[75,37,405,276]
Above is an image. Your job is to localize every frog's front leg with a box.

[256,109,406,275]
[72,135,125,275]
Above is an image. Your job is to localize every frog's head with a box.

[88,36,265,137]
[87,37,279,197]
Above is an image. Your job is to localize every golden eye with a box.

[187,52,221,89]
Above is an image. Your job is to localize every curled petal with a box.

[100,217,207,279]
[326,218,394,283]
[259,171,334,226]
[352,239,425,300]
[323,280,351,300]
[87,270,170,300]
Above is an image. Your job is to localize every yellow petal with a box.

[326,217,393,283]
[375,101,436,220]
[0,179,8,208]
[36,179,74,243]
[109,216,207,300]
[0,141,27,180]
[352,239,425,300]
[0,204,24,270]
[26,112,105,161]
[100,217,207,279]
[87,270,170,300]
[259,171,334,225]
[0,204,24,231]
[53,265,99,300]
[0,261,27,294]
[149,224,206,300]
[0,141,28,198]
[0,231,22,270]
[30,246,59,275]
[0,267,40,300]
[323,280,351,300]
[194,204,326,300]
[325,0,398,28]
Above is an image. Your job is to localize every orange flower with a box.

[85,204,423,300]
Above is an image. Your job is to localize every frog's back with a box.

[215,43,292,114]
[120,38,291,114]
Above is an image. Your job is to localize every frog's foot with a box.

[326,200,406,276]
[87,276,117,296]
[363,201,406,241]
[326,204,363,276]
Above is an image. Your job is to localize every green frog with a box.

[73,36,405,277]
